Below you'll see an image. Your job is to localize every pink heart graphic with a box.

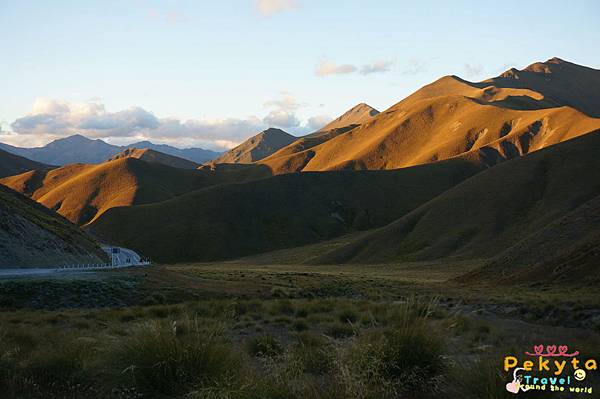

[547,345,557,355]
[506,381,520,394]
[534,345,544,355]
[558,345,568,355]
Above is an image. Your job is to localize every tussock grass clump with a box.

[246,334,285,358]
[338,308,359,324]
[341,324,445,397]
[447,358,513,399]
[292,319,308,331]
[324,322,355,339]
[106,316,238,396]
[270,299,295,316]
[335,297,446,398]
[289,332,335,375]
[0,333,97,399]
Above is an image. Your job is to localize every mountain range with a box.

[1,57,599,283]
[256,58,600,174]
[0,134,221,165]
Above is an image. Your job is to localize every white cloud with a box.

[402,59,428,75]
[316,60,395,77]
[315,61,357,77]
[261,91,305,128]
[8,98,267,150]
[360,60,394,75]
[307,115,332,131]
[463,63,484,78]
[263,109,300,128]
[256,0,298,16]
[4,95,330,149]
[263,91,304,112]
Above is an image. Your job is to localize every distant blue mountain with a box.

[0,134,221,165]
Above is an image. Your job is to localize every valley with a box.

[1,56,599,398]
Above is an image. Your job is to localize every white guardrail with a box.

[53,246,151,273]
[55,261,151,273]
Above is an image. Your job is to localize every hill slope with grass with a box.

[258,58,600,174]
[0,184,106,267]
[88,157,485,263]
[317,103,379,132]
[258,104,379,175]
[0,158,272,226]
[314,130,600,283]
[0,148,53,178]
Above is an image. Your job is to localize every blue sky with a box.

[1,0,599,149]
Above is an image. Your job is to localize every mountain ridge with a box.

[316,103,379,132]
[207,128,297,164]
[0,134,220,165]
[256,58,600,174]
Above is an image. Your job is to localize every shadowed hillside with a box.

[123,141,220,163]
[313,130,600,284]
[0,184,107,267]
[108,148,200,169]
[1,158,272,226]
[258,58,600,173]
[0,148,53,178]
[88,157,484,263]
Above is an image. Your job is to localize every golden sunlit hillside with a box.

[257,58,600,174]
[317,103,379,132]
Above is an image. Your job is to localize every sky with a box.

[1,0,599,150]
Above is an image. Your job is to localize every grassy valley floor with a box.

[1,253,599,398]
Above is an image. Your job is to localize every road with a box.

[0,246,149,278]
